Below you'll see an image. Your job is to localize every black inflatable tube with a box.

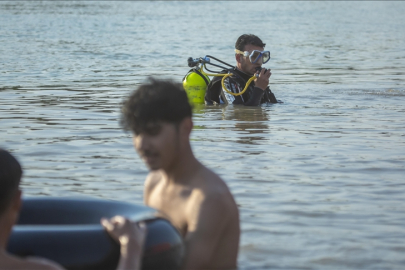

[7,197,184,270]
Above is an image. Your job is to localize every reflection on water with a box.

[1,1,405,269]
[222,106,271,145]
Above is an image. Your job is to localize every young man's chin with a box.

[145,162,161,171]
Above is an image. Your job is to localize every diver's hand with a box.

[101,216,147,258]
[255,68,271,91]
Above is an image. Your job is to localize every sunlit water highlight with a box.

[1,1,405,269]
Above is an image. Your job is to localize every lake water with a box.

[1,1,405,269]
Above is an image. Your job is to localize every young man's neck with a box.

[162,146,201,185]
[0,216,12,251]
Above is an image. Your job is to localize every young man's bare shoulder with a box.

[185,167,239,235]
[144,170,164,204]
[189,166,238,214]
[197,166,231,194]
[144,170,164,189]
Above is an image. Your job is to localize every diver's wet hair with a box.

[120,78,192,134]
[235,34,266,51]
[0,149,22,215]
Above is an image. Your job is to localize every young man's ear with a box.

[235,53,242,64]
[12,189,22,212]
[180,117,193,137]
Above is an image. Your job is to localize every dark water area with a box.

[1,1,405,269]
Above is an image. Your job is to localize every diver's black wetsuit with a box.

[204,67,278,106]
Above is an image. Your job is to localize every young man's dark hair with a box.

[0,149,22,215]
[235,34,266,51]
[120,78,192,135]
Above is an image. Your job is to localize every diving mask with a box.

[235,49,270,64]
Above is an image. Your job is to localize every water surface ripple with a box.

[1,2,405,269]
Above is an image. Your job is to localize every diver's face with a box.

[237,44,264,75]
[133,122,180,171]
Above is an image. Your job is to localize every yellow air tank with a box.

[183,70,210,105]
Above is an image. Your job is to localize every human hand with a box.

[101,216,147,253]
[254,68,271,90]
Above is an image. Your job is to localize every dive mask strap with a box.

[235,49,249,57]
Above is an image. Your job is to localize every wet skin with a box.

[134,119,240,270]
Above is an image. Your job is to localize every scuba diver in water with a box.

[205,34,278,106]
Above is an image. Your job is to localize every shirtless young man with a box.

[0,148,146,270]
[120,78,240,270]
